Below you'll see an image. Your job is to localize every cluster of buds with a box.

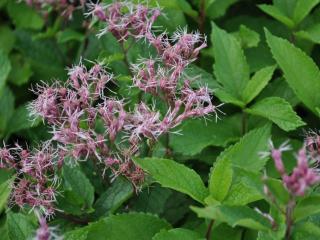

[268,141,320,196]
[86,1,161,40]
[23,0,86,19]
[0,143,58,218]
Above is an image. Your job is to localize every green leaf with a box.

[0,87,14,136]
[217,124,271,172]
[8,54,33,86]
[152,228,202,240]
[0,177,13,213]
[211,22,250,99]
[5,104,40,137]
[214,89,245,107]
[0,26,15,54]
[265,29,320,115]
[0,50,11,92]
[206,0,239,19]
[170,115,242,156]
[242,65,276,104]
[87,213,171,240]
[264,178,290,205]
[64,226,90,240]
[57,29,85,43]
[245,97,305,131]
[295,24,320,44]
[7,1,44,30]
[293,0,320,25]
[62,165,95,212]
[93,177,133,219]
[234,25,260,48]
[293,195,320,222]
[224,168,264,206]
[183,64,219,90]
[293,222,320,240]
[134,158,208,204]
[258,5,295,28]
[6,212,37,240]
[192,205,272,231]
[209,158,233,202]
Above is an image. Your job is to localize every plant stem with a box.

[199,0,206,34]
[205,219,214,240]
[285,199,295,240]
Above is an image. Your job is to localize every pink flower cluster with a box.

[24,0,86,19]
[0,143,58,217]
[86,1,161,40]
[35,214,62,240]
[269,141,320,196]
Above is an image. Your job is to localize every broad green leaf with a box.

[234,25,260,48]
[211,22,250,99]
[293,222,320,240]
[209,158,233,202]
[64,226,90,240]
[245,97,305,131]
[93,177,133,218]
[206,0,238,19]
[62,165,95,212]
[258,5,295,28]
[214,89,245,107]
[134,158,208,204]
[57,29,85,43]
[0,177,13,213]
[217,124,271,172]
[242,65,276,104]
[0,87,14,136]
[293,0,320,25]
[132,186,171,215]
[224,168,264,206]
[293,195,320,222]
[6,212,37,240]
[265,30,320,115]
[295,24,320,44]
[8,54,33,86]
[264,178,290,205]
[0,50,11,92]
[87,213,171,240]
[152,228,202,240]
[192,205,272,231]
[7,2,44,30]
[0,26,15,54]
[5,104,40,137]
[170,115,242,156]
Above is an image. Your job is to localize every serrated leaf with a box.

[192,205,272,231]
[293,195,320,222]
[170,115,242,156]
[134,158,208,204]
[152,228,202,240]
[211,22,250,99]
[258,4,295,28]
[293,222,320,240]
[234,25,260,48]
[0,50,11,92]
[7,1,44,30]
[295,23,320,44]
[293,0,320,25]
[62,165,95,212]
[245,97,305,131]
[206,0,238,19]
[265,29,320,115]
[209,158,233,202]
[242,65,276,104]
[214,89,245,107]
[217,124,271,172]
[6,212,37,240]
[93,177,133,219]
[0,177,13,213]
[87,213,171,240]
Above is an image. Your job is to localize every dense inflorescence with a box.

[1,0,216,221]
